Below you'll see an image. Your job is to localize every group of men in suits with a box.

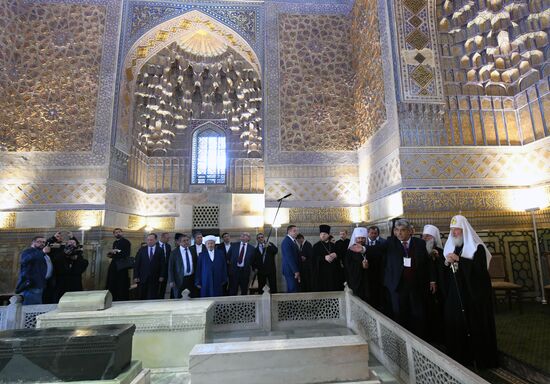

[128,230,279,299]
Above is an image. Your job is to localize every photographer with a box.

[55,239,88,300]
[42,231,66,303]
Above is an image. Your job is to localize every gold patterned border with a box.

[127,214,175,231]
[402,189,508,213]
[128,214,146,230]
[289,208,352,225]
[0,212,16,229]
[55,210,104,228]
[402,187,550,214]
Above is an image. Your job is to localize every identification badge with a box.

[403,257,411,267]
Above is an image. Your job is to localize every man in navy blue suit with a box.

[228,232,256,295]
[281,225,301,293]
[134,233,166,300]
[370,218,435,338]
[16,236,53,305]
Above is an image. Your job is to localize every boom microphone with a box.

[277,193,292,202]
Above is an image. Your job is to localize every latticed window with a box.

[191,126,226,184]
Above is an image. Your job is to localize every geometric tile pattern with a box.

[351,0,386,145]
[276,298,341,322]
[413,348,460,384]
[366,155,401,199]
[0,1,106,152]
[265,179,360,205]
[381,323,409,374]
[128,3,258,45]
[192,205,219,229]
[264,0,359,167]
[406,29,429,51]
[410,64,433,87]
[350,299,379,347]
[105,182,177,215]
[278,14,355,151]
[0,183,106,207]
[400,142,550,185]
[508,241,534,290]
[393,0,444,102]
[213,302,256,325]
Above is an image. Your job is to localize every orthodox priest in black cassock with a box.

[312,225,344,291]
[106,230,132,301]
[442,215,497,369]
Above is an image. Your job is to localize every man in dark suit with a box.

[367,218,434,338]
[218,232,232,260]
[158,232,172,298]
[228,232,256,295]
[191,231,204,260]
[365,226,386,310]
[296,234,313,292]
[168,233,198,298]
[217,232,232,295]
[134,233,166,300]
[252,233,278,293]
[281,225,300,293]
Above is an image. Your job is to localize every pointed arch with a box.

[116,10,262,151]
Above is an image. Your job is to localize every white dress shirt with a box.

[195,244,203,255]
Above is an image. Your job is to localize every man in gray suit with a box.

[168,233,198,298]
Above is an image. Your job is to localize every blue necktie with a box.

[149,247,153,260]
[185,248,191,274]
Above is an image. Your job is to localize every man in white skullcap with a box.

[422,224,445,343]
[345,227,370,301]
[195,235,227,298]
[442,215,497,369]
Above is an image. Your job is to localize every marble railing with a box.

[195,290,346,332]
[0,290,490,384]
[345,292,489,384]
[0,295,57,330]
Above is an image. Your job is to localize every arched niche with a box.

[116,10,262,153]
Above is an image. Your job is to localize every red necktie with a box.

[238,244,245,264]
[402,241,409,255]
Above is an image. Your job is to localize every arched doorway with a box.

[116,10,263,193]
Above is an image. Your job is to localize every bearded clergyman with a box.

[442,215,497,369]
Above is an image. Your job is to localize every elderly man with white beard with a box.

[422,224,445,344]
[442,215,497,369]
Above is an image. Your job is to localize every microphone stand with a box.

[260,195,290,287]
